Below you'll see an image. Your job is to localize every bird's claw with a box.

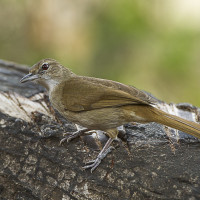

[82,157,102,173]
[82,146,115,173]
[60,129,88,145]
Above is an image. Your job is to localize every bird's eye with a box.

[42,63,49,70]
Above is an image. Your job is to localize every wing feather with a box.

[59,76,157,112]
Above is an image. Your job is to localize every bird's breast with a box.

[49,92,128,130]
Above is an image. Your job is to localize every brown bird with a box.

[20,58,200,172]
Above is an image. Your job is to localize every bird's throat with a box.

[36,79,59,92]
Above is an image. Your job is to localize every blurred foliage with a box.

[1,0,200,105]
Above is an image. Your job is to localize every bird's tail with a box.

[151,107,200,139]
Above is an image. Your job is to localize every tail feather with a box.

[153,108,200,139]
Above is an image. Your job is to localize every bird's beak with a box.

[20,73,39,83]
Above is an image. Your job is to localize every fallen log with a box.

[0,59,200,200]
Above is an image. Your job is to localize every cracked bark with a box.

[0,59,200,200]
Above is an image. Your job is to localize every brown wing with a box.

[59,76,157,112]
[80,76,158,104]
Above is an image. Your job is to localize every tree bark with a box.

[0,59,200,200]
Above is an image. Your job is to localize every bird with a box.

[20,58,200,172]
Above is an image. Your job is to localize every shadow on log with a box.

[0,59,200,200]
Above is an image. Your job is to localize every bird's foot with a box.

[60,128,89,145]
[83,146,115,173]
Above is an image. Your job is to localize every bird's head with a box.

[20,58,74,91]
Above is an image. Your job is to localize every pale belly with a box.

[52,101,147,130]
[58,106,126,130]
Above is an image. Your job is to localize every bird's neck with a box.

[36,78,59,93]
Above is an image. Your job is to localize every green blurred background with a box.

[1,0,200,106]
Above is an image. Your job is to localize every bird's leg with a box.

[83,137,115,173]
[60,124,90,144]
[83,128,120,172]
